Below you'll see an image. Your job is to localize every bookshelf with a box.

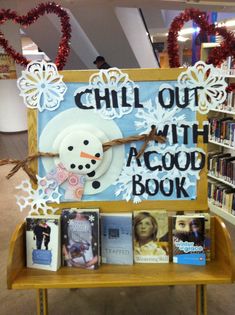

[208,201,235,225]
[208,173,235,189]
[201,43,235,224]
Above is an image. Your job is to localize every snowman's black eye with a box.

[95,153,100,158]
[83,140,89,145]
[68,146,73,151]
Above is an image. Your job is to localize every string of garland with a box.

[0,126,166,183]
[0,2,71,70]
[167,8,235,69]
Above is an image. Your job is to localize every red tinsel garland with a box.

[0,2,71,70]
[167,8,235,69]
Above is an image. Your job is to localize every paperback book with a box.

[26,215,61,271]
[101,213,133,265]
[172,215,206,266]
[61,208,99,269]
[133,210,169,263]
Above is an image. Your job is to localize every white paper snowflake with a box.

[15,176,61,215]
[17,60,67,112]
[177,61,227,114]
[135,97,186,149]
[114,145,158,203]
[74,68,137,119]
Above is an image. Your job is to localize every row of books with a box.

[208,152,235,185]
[26,209,210,271]
[209,117,235,147]
[208,180,235,214]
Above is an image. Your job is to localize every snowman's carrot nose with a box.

[80,151,101,160]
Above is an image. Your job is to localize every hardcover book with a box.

[133,210,169,263]
[100,213,133,265]
[61,208,99,269]
[172,215,206,266]
[26,215,61,271]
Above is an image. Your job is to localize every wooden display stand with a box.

[7,215,235,315]
[6,68,235,315]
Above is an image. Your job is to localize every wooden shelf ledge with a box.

[7,216,235,291]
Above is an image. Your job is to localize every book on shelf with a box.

[26,215,61,271]
[172,215,206,266]
[203,213,211,262]
[208,152,231,176]
[209,117,234,143]
[61,208,99,269]
[100,213,133,265]
[133,210,169,263]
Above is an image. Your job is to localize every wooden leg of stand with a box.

[196,285,207,315]
[36,289,48,315]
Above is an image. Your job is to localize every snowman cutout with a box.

[39,108,125,201]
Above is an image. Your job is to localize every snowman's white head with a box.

[59,130,104,175]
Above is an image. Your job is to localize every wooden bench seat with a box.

[7,216,235,315]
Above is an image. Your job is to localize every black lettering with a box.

[75,89,93,109]
[174,151,190,171]
[180,124,190,145]
[134,87,143,108]
[191,151,206,170]
[158,88,174,108]
[144,151,162,171]
[193,123,209,143]
[94,88,110,109]
[146,179,159,196]
[175,177,189,198]
[189,87,204,107]
[160,179,174,196]
[171,124,178,144]
[122,87,131,107]
[155,125,169,140]
[162,152,175,170]
[175,87,189,108]
[111,90,119,108]
[132,175,145,195]
[126,147,141,167]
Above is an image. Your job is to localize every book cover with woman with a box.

[133,210,169,263]
[172,215,206,265]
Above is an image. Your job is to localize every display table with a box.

[7,216,235,315]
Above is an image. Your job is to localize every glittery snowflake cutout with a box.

[114,145,158,203]
[89,214,95,222]
[74,68,137,119]
[177,61,227,114]
[15,176,62,215]
[17,60,67,112]
[135,96,186,149]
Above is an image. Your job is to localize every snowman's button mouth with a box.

[87,171,95,177]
